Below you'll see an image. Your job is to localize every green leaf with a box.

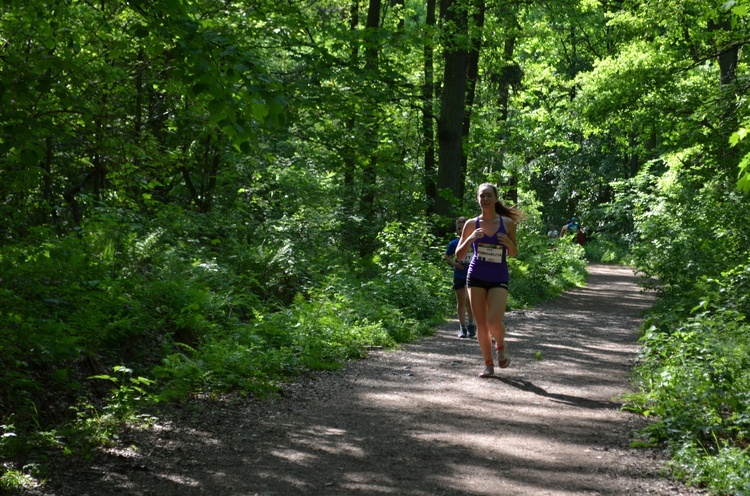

[208,99,227,125]
[252,103,269,121]
[88,375,118,383]
[20,148,41,166]
[738,173,750,193]
[729,129,745,146]
[192,82,210,96]
[134,25,150,38]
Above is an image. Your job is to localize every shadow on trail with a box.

[493,376,622,410]
[40,265,680,496]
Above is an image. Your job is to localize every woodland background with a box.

[2,0,750,493]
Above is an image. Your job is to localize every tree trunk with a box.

[343,0,359,214]
[198,138,220,213]
[358,0,381,255]
[435,0,470,218]
[43,136,60,232]
[423,0,437,214]
[709,16,738,87]
[459,0,485,203]
[495,2,520,201]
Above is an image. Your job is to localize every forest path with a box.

[34,264,705,496]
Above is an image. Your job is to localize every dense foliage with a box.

[2,0,750,493]
[0,198,587,490]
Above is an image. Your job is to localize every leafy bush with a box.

[583,237,632,264]
[628,155,750,296]
[154,219,448,398]
[372,219,448,330]
[154,293,397,399]
[509,227,587,309]
[671,440,750,496]
[627,261,750,494]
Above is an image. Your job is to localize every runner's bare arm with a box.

[499,219,518,258]
[456,221,482,261]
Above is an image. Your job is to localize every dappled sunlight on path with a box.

[37,265,702,496]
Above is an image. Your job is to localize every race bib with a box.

[476,243,504,263]
[461,249,473,264]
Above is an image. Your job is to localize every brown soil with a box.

[27,264,706,496]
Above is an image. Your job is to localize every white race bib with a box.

[461,249,473,264]
[476,243,504,263]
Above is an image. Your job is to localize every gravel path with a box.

[31,264,705,496]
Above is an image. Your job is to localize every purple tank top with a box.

[467,215,509,283]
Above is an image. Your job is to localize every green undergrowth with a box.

[0,209,588,491]
[624,262,750,495]
[508,231,587,308]
[583,237,633,265]
[0,213,449,487]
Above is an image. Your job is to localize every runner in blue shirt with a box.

[445,217,476,338]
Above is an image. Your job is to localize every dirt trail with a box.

[32,264,705,496]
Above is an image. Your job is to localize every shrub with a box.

[627,260,750,493]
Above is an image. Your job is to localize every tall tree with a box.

[358,0,383,255]
[459,0,486,203]
[423,0,438,213]
[494,1,521,205]
[435,0,471,218]
[343,0,361,215]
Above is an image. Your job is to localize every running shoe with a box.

[497,344,510,368]
[479,364,494,378]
